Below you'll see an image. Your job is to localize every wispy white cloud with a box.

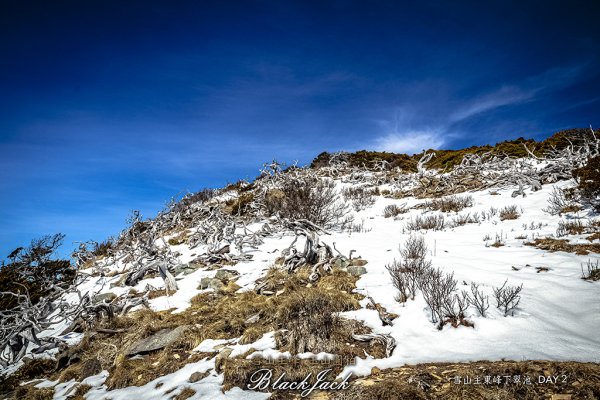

[370,63,588,153]
[373,130,445,154]
[369,107,447,154]
[450,85,535,122]
[451,63,587,123]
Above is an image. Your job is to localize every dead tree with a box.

[493,280,523,317]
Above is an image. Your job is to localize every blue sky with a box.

[1,0,599,258]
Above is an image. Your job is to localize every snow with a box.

[36,359,270,400]
[12,177,600,398]
[332,183,600,377]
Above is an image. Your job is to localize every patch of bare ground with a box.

[17,264,378,395]
[525,238,600,255]
[324,360,600,400]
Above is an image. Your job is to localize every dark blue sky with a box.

[1,0,599,258]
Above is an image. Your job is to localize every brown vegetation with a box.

[327,360,600,400]
[499,205,520,221]
[425,195,473,213]
[264,178,348,228]
[573,155,600,212]
[526,238,600,255]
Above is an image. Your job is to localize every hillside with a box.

[1,128,599,400]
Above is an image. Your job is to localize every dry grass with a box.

[222,318,385,394]
[499,205,520,221]
[426,195,473,213]
[71,384,92,400]
[327,360,600,400]
[11,387,54,400]
[274,288,359,354]
[587,232,600,242]
[167,231,188,246]
[526,238,600,255]
[225,192,255,215]
[147,289,168,299]
[581,259,600,281]
[383,203,408,218]
[48,263,367,392]
[556,219,586,237]
[9,257,387,398]
[405,215,446,231]
[0,358,55,395]
[174,387,196,400]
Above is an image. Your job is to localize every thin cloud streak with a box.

[371,63,590,153]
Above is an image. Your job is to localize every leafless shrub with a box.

[489,232,505,247]
[499,205,520,221]
[482,206,498,220]
[346,219,372,233]
[405,214,445,231]
[275,288,353,353]
[493,280,523,316]
[386,263,411,303]
[449,212,480,227]
[419,268,469,330]
[92,239,113,258]
[523,221,543,230]
[388,236,473,329]
[266,178,349,228]
[386,236,431,302]
[181,188,216,206]
[556,219,586,237]
[383,203,408,218]
[543,186,573,215]
[469,283,490,317]
[581,259,600,281]
[455,291,471,320]
[588,219,600,232]
[426,195,474,213]
[342,186,376,212]
[482,233,492,241]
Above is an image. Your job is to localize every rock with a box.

[173,263,201,276]
[351,258,368,267]
[215,269,239,281]
[92,292,117,304]
[334,258,350,269]
[126,326,189,356]
[189,370,210,383]
[347,266,367,276]
[215,348,233,373]
[244,313,260,325]
[216,244,230,254]
[371,367,381,376]
[199,277,224,291]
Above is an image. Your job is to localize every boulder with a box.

[215,269,239,281]
[189,370,211,383]
[199,277,224,291]
[92,292,117,304]
[334,258,350,269]
[215,348,233,373]
[173,263,200,276]
[126,326,188,356]
[351,258,368,267]
[347,265,367,276]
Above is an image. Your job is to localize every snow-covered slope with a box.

[5,142,600,399]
